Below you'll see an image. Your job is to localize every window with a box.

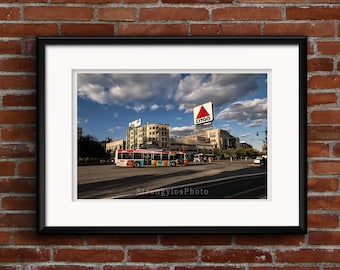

[122,153,132,159]
[134,153,142,159]
[154,154,161,160]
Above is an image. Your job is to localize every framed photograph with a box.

[38,37,307,233]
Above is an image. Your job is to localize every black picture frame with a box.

[37,37,307,234]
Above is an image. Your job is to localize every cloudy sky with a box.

[77,73,267,150]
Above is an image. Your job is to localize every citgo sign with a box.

[193,102,214,125]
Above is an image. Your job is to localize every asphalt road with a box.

[77,161,267,199]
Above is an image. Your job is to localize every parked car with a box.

[253,156,262,165]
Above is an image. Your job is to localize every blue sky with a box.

[77,73,267,150]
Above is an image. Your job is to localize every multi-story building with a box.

[179,128,239,151]
[126,123,170,150]
[106,139,125,153]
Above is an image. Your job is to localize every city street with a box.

[78,160,267,199]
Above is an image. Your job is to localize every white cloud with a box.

[78,73,266,114]
[175,74,264,112]
[165,104,174,111]
[150,104,160,111]
[170,125,195,137]
[113,112,119,118]
[126,104,146,112]
[240,133,251,138]
[216,98,267,125]
[246,119,265,128]
[77,74,181,109]
[77,118,88,125]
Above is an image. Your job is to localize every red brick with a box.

[163,0,232,3]
[311,110,340,124]
[161,234,231,245]
[308,58,333,72]
[311,0,340,2]
[239,0,305,1]
[0,75,35,89]
[140,8,208,21]
[3,94,36,106]
[264,22,335,37]
[24,6,93,20]
[191,23,261,36]
[0,24,58,37]
[202,249,272,263]
[0,58,35,72]
[309,231,340,245]
[0,248,50,263]
[0,267,24,270]
[0,41,21,54]
[287,7,340,20]
[334,143,340,157]
[307,93,337,106]
[61,24,114,36]
[308,126,340,141]
[104,267,169,270]
[98,8,135,21]
[0,162,15,176]
[0,7,20,20]
[118,24,187,36]
[313,160,340,174]
[54,248,124,262]
[1,0,45,2]
[176,267,244,270]
[2,196,36,210]
[86,235,157,245]
[14,231,83,245]
[307,143,329,157]
[249,266,319,270]
[52,0,118,2]
[0,214,35,228]
[0,110,36,124]
[309,75,340,89]
[0,179,36,193]
[128,249,197,263]
[22,39,36,55]
[0,144,35,158]
[30,266,97,270]
[234,235,304,246]
[17,161,36,176]
[309,195,340,210]
[276,249,340,263]
[0,232,11,245]
[308,177,339,192]
[308,213,339,228]
[318,41,340,55]
[1,127,36,141]
[213,7,281,20]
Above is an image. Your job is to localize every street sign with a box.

[193,102,214,125]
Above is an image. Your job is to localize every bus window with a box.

[134,153,142,159]
[118,152,123,159]
[154,154,161,160]
[123,153,132,159]
[162,154,168,160]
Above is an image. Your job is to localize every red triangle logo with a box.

[196,106,210,119]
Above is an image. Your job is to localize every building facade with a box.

[179,128,239,151]
[126,123,170,150]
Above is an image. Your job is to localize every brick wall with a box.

[0,0,339,268]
